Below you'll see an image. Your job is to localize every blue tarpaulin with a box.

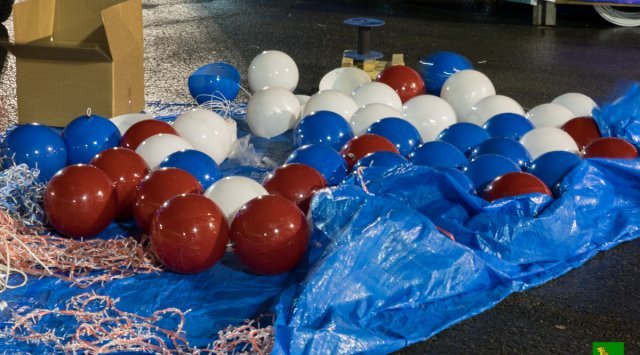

[1,86,640,353]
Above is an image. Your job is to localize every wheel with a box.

[0,0,14,23]
[594,5,640,27]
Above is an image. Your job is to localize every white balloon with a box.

[526,103,576,128]
[319,67,371,95]
[350,103,401,136]
[464,95,525,125]
[109,113,152,135]
[204,176,268,223]
[248,50,299,92]
[246,87,300,138]
[294,94,311,126]
[440,70,496,119]
[173,109,234,164]
[519,127,579,160]
[401,95,457,142]
[135,134,193,169]
[552,92,599,117]
[303,90,358,122]
[352,82,403,111]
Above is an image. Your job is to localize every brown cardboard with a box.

[0,0,144,126]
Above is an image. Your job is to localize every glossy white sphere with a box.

[109,113,152,135]
[440,70,496,119]
[173,109,234,164]
[350,103,401,136]
[246,87,300,138]
[401,95,457,142]
[319,67,371,95]
[527,103,576,128]
[248,50,299,92]
[303,90,358,122]
[294,94,311,126]
[552,92,599,117]
[352,81,403,111]
[204,176,269,223]
[519,127,580,160]
[135,133,193,169]
[464,95,525,125]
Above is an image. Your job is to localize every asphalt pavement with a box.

[1,0,639,353]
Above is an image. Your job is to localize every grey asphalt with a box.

[1,0,639,353]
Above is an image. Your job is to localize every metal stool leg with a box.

[533,1,556,26]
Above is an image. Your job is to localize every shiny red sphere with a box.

[120,120,178,150]
[91,147,149,220]
[44,164,118,238]
[376,65,426,103]
[582,137,638,159]
[340,134,399,169]
[230,195,309,275]
[133,167,203,232]
[561,116,601,150]
[150,194,229,274]
[482,172,552,202]
[262,163,327,213]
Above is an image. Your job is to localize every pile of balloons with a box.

[3,49,639,277]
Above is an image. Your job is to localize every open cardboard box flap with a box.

[0,0,144,126]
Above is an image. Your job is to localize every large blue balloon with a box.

[527,151,581,192]
[483,113,535,141]
[418,51,474,95]
[293,111,353,150]
[286,144,347,186]
[463,154,521,191]
[469,137,532,168]
[158,149,222,190]
[188,62,241,104]
[437,122,490,155]
[62,114,121,165]
[353,151,408,171]
[2,124,67,180]
[367,117,422,157]
[408,141,467,169]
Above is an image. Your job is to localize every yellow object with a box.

[1,0,145,126]
[342,53,405,80]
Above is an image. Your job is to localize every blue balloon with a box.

[463,154,521,191]
[188,62,241,104]
[527,151,581,191]
[158,149,222,190]
[418,51,474,95]
[437,122,490,155]
[408,141,467,169]
[353,151,408,170]
[439,167,475,194]
[483,113,535,141]
[62,114,121,165]
[286,144,347,186]
[294,111,354,150]
[469,137,532,168]
[367,117,422,157]
[2,124,67,180]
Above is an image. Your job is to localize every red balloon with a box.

[133,167,203,232]
[150,194,229,274]
[231,195,309,275]
[262,163,327,213]
[44,164,118,238]
[482,172,552,202]
[91,147,149,220]
[561,116,602,150]
[340,134,399,169]
[120,120,178,150]
[582,137,638,159]
[376,65,425,103]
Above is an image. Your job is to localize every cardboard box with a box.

[1,0,144,126]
